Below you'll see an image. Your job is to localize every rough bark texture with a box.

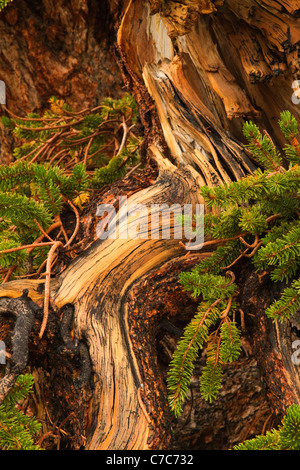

[0,0,124,163]
[0,0,300,450]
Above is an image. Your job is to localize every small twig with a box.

[15,257,48,278]
[62,129,107,147]
[16,117,85,132]
[124,162,142,178]
[137,385,151,424]
[48,148,69,166]
[239,309,245,330]
[261,412,273,435]
[0,242,55,255]
[30,132,64,163]
[220,296,233,319]
[39,241,63,338]
[220,270,236,287]
[85,141,114,161]
[63,200,80,248]
[3,105,62,122]
[27,222,61,255]
[220,234,263,270]
[117,117,129,156]
[265,213,281,224]
[239,234,259,249]
[190,232,250,251]
[17,142,47,163]
[36,431,58,448]
[45,144,60,164]
[2,265,16,284]
[83,136,94,166]
[54,214,69,245]
[34,219,55,243]
[220,248,248,270]
[244,241,263,258]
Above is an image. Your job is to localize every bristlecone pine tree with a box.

[1,0,300,451]
[0,374,42,450]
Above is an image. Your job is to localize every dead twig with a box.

[39,241,63,338]
[64,200,80,249]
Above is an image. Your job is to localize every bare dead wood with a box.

[1,0,300,450]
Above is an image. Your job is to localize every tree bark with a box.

[0,0,300,450]
[0,0,124,164]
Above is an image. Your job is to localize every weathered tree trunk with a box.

[1,0,300,450]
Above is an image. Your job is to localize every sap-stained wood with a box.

[1,0,300,450]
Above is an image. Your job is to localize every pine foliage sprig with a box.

[168,110,300,415]
[167,273,238,415]
[253,222,300,282]
[2,92,141,189]
[265,278,300,321]
[199,348,223,402]
[279,110,300,164]
[0,374,42,450]
[233,429,281,450]
[219,321,242,363]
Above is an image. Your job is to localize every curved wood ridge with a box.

[0,155,206,449]
[53,155,202,449]
[119,0,300,148]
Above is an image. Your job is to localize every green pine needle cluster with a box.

[168,110,300,417]
[0,161,88,276]
[0,0,13,12]
[233,404,300,450]
[3,93,141,188]
[0,374,42,450]
[167,273,239,416]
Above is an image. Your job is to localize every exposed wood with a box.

[0,279,58,305]
[1,0,300,450]
[52,152,203,449]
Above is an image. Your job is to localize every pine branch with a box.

[233,404,300,450]
[0,374,42,450]
[169,110,300,415]
[243,121,283,170]
[0,0,13,12]
[265,278,300,321]
[167,300,221,417]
